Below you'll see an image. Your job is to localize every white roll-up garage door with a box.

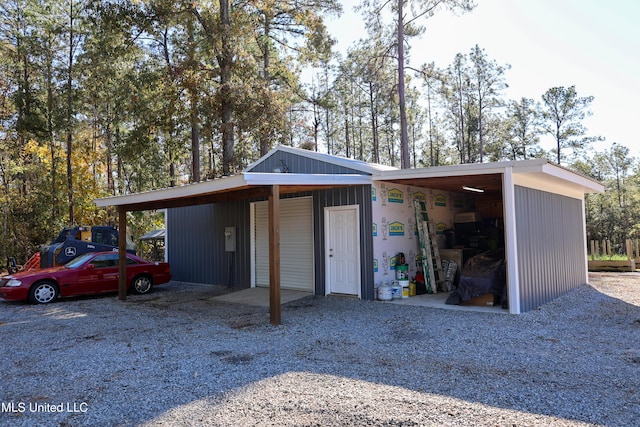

[253,197,314,291]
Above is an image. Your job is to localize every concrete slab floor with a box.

[211,287,312,308]
[387,291,508,314]
[212,287,508,314]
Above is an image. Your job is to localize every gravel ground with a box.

[0,272,638,427]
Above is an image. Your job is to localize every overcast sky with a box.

[326,0,639,159]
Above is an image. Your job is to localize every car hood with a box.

[3,266,67,280]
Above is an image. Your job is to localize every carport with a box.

[95,172,370,325]
[97,146,604,318]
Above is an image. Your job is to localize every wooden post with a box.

[118,206,127,301]
[268,185,281,325]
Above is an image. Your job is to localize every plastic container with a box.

[396,264,409,280]
[391,281,402,299]
[400,280,410,298]
[409,281,416,297]
[378,282,392,301]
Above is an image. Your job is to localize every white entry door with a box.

[326,206,360,296]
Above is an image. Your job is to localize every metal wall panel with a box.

[167,185,374,299]
[249,151,370,175]
[312,185,375,300]
[167,200,251,287]
[514,186,587,312]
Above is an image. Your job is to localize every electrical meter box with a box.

[224,226,236,252]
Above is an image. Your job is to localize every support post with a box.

[268,185,281,325]
[502,167,520,314]
[118,206,127,301]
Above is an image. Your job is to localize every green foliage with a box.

[0,0,636,260]
[0,0,342,259]
[541,85,600,165]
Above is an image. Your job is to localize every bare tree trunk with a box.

[411,123,416,168]
[190,95,200,181]
[260,14,271,157]
[369,81,380,163]
[188,18,200,182]
[66,0,75,225]
[426,85,434,166]
[345,114,350,158]
[312,101,320,152]
[219,0,234,176]
[46,51,57,221]
[397,0,410,169]
[456,67,466,163]
[106,122,114,194]
[556,126,561,164]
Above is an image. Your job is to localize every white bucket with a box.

[400,280,410,298]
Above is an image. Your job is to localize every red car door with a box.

[73,253,119,294]
[91,253,121,293]
[65,261,101,295]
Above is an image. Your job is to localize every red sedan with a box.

[0,252,171,304]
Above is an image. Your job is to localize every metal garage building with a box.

[96,145,604,318]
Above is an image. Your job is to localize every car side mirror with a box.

[86,264,95,270]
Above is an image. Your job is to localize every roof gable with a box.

[245,145,397,175]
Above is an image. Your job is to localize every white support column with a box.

[503,167,521,314]
[580,197,589,282]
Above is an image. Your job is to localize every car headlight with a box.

[5,278,22,287]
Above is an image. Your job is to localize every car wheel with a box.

[131,275,153,295]
[29,281,59,304]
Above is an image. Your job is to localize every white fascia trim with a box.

[94,174,248,207]
[513,165,605,199]
[377,162,511,181]
[539,163,605,193]
[243,172,372,186]
[95,172,373,208]
[510,161,604,194]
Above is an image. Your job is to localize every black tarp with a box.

[446,249,505,305]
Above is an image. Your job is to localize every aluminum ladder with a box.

[414,200,444,293]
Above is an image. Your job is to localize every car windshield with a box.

[64,253,96,269]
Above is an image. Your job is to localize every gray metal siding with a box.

[167,201,251,287]
[515,186,587,312]
[249,151,370,175]
[167,185,374,299]
[312,185,375,300]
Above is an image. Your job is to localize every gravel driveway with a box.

[1,273,638,426]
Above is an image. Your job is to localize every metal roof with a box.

[95,148,604,210]
[375,159,605,199]
[139,229,165,241]
[94,172,371,210]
